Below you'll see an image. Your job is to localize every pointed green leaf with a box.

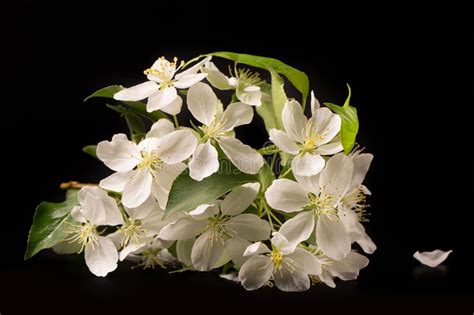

[205,52,309,107]
[257,163,275,194]
[106,104,146,142]
[85,85,169,122]
[256,70,287,132]
[164,158,258,219]
[324,102,359,154]
[25,193,79,259]
[82,145,97,159]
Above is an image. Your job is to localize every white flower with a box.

[67,187,124,277]
[97,119,196,208]
[186,82,264,180]
[121,240,176,270]
[202,60,263,106]
[238,232,321,292]
[316,250,369,288]
[265,153,354,260]
[113,56,209,114]
[109,196,175,262]
[269,97,343,177]
[413,249,453,267]
[339,151,376,254]
[159,183,271,271]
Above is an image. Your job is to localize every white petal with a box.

[187,82,217,126]
[413,250,453,267]
[316,215,351,260]
[79,192,107,225]
[173,73,208,89]
[119,242,146,261]
[220,102,254,131]
[236,86,262,106]
[53,240,82,254]
[71,206,86,223]
[318,269,336,288]
[269,129,300,155]
[155,162,187,191]
[288,248,321,275]
[175,56,210,79]
[282,100,307,142]
[294,173,320,195]
[79,186,124,225]
[99,171,133,192]
[243,242,270,256]
[146,119,174,139]
[239,256,274,291]
[189,141,219,181]
[265,179,309,213]
[202,61,233,90]
[350,153,373,191]
[176,238,195,266]
[160,95,183,115]
[309,107,341,146]
[191,230,224,271]
[279,211,315,246]
[319,153,353,201]
[314,141,344,155]
[273,266,310,292]
[271,232,296,255]
[291,153,325,177]
[356,234,377,254]
[328,251,369,280]
[224,214,271,241]
[97,134,141,172]
[310,91,320,116]
[156,130,198,164]
[113,81,159,101]
[158,217,205,240]
[146,87,178,112]
[224,238,251,267]
[84,236,118,277]
[221,182,260,216]
[189,204,219,220]
[218,137,263,174]
[219,272,240,282]
[122,169,152,208]
[124,195,156,221]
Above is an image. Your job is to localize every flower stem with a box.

[279,168,292,179]
[173,115,180,128]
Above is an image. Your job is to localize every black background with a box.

[1,1,472,314]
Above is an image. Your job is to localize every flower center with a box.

[67,222,98,253]
[120,220,147,247]
[343,187,369,222]
[300,120,328,153]
[236,68,263,88]
[143,56,184,87]
[306,192,337,217]
[270,249,284,269]
[137,151,161,172]
[203,215,233,244]
[199,118,227,141]
[136,249,169,269]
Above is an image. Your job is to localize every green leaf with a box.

[25,194,79,259]
[256,70,287,132]
[107,104,146,142]
[164,158,258,219]
[257,163,275,194]
[85,85,169,122]
[206,52,309,107]
[82,145,97,159]
[324,102,359,154]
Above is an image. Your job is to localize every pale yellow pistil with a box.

[199,118,227,142]
[203,215,233,245]
[137,151,161,172]
[237,68,263,87]
[344,188,369,222]
[135,249,169,269]
[268,249,296,273]
[120,220,147,247]
[307,192,337,217]
[143,56,184,87]
[67,222,98,253]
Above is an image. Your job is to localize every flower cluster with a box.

[28,53,376,292]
